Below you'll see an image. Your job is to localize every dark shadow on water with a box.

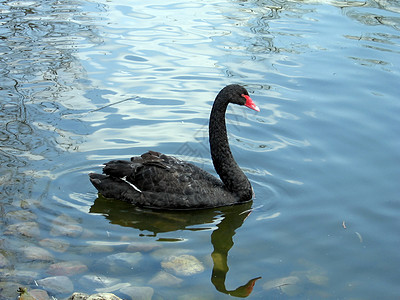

[90,195,261,298]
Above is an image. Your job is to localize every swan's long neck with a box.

[209,97,253,201]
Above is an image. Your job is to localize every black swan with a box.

[89,84,260,209]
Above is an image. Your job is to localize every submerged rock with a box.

[263,275,300,290]
[4,221,40,238]
[151,247,190,260]
[0,252,10,268]
[7,269,40,282]
[78,274,121,290]
[19,199,41,209]
[39,238,70,252]
[306,273,329,286]
[95,282,131,293]
[47,261,88,276]
[0,281,22,299]
[50,214,83,237]
[149,271,183,286]
[6,210,37,222]
[37,275,74,295]
[29,288,50,300]
[119,285,154,300]
[50,224,83,237]
[80,244,113,254]
[22,246,54,262]
[263,275,302,296]
[294,259,330,286]
[101,252,143,272]
[161,254,204,276]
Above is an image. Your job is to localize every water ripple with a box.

[1,0,400,298]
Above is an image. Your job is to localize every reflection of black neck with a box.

[210,205,261,298]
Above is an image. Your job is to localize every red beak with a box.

[242,94,260,112]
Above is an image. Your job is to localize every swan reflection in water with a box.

[90,195,261,298]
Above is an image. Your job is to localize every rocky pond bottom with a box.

[18,290,129,300]
[1,200,207,300]
[1,196,332,300]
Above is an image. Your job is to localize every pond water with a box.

[1,0,399,299]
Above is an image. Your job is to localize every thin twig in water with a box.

[88,96,139,114]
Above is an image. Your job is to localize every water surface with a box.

[1,0,399,299]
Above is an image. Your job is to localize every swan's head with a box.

[222,84,260,112]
